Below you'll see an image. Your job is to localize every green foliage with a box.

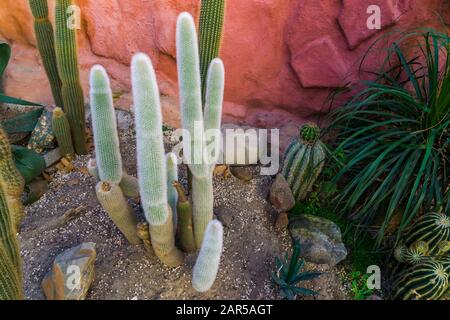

[326,30,450,246]
[28,0,64,107]
[1,108,43,135]
[272,240,321,300]
[11,146,46,184]
[349,271,374,300]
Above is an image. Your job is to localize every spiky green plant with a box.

[198,0,226,105]
[55,0,86,155]
[327,30,450,245]
[132,53,184,267]
[282,123,326,202]
[271,240,322,300]
[90,65,123,184]
[28,0,63,107]
[192,220,223,292]
[52,107,74,158]
[27,110,54,154]
[0,128,25,230]
[177,13,225,248]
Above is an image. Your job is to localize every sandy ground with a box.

[18,112,349,300]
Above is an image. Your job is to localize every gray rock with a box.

[269,174,295,212]
[289,214,347,266]
[116,110,134,131]
[42,242,96,300]
[230,166,253,182]
[215,206,234,227]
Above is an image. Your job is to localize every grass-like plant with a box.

[327,30,450,246]
[272,240,321,300]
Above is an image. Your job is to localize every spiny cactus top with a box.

[300,123,320,144]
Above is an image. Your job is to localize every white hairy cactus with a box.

[177,12,225,248]
[192,220,224,292]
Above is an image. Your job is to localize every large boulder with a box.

[289,214,347,266]
[42,242,96,300]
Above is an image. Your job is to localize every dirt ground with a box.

[18,113,350,300]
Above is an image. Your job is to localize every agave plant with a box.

[327,30,450,245]
[272,240,322,300]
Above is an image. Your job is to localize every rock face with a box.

[0,0,446,140]
[289,214,347,266]
[42,242,96,300]
[269,174,295,212]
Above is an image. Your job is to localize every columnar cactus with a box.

[282,123,326,201]
[173,181,196,253]
[198,0,226,104]
[90,65,122,184]
[29,0,63,108]
[192,220,224,292]
[52,107,74,158]
[177,13,225,248]
[132,53,184,267]
[166,153,179,229]
[55,0,86,155]
[0,128,25,230]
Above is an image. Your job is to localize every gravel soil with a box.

[19,111,350,300]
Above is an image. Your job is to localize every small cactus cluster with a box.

[0,127,24,300]
[281,123,326,201]
[393,212,450,300]
[28,0,64,108]
[89,12,224,292]
[54,0,86,155]
[198,0,226,104]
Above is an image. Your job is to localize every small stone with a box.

[215,206,234,227]
[269,174,295,212]
[275,212,289,230]
[230,166,253,182]
[289,214,347,266]
[42,242,97,300]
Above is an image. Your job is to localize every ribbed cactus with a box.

[192,220,223,292]
[90,65,123,184]
[29,0,63,108]
[282,123,325,202]
[95,182,140,245]
[173,181,196,253]
[198,0,226,104]
[0,128,25,230]
[132,53,184,267]
[177,13,225,248]
[166,153,178,229]
[52,107,74,158]
[0,130,24,300]
[55,0,86,155]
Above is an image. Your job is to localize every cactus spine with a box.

[95,182,140,245]
[0,129,24,300]
[132,53,184,267]
[90,65,122,184]
[0,128,25,230]
[282,123,325,201]
[198,0,226,104]
[192,220,223,292]
[29,0,64,108]
[55,0,86,155]
[177,13,225,248]
[52,107,74,158]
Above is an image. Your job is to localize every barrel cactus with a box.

[281,123,325,201]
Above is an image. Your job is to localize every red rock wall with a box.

[0,0,448,136]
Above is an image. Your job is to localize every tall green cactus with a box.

[177,13,225,248]
[132,53,184,267]
[89,65,123,184]
[0,129,24,300]
[55,0,86,155]
[0,128,25,230]
[198,0,226,105]
[166,152,178,229]
[192,220,223,292]
[29,0,64,108]
[52,107,74,158]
